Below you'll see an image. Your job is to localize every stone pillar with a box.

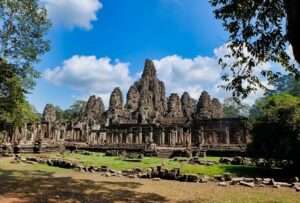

[128,131,133,144]
[161,129,165,145]
[139,127,143,144]
[225,126,230,144]
[149,127,153,143]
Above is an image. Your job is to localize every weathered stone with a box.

[4,59,250,159]
[167,93,184,118]
[125,85,140,112]
[133,59,167,123]
[181,92,196,119]
[240,181,255,188]
[223,173,232,181]
[218,182,228,187]
[211,98,224,118]
[196,91,212,119]
[187,174,199,182]
[81,95,105,122]
[199,176,209,183]
[109,87,124,112]
[42,104,57,122]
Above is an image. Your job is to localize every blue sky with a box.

[29,0,246,112]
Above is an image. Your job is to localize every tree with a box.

[0,0,50,136]
[0,0,51,90]
[0,60,39,140]
[210,0,300,99]
[248,93,300,168]
[268,74,300,96]
[223,97,250,117]
[64,100,86,121]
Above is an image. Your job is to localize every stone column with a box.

[161,129,165,145]
[139,127,143,144]
[149,127,153,143]
[128,131,133,144]
[225,126,230,145]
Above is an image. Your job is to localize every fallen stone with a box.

[128,174,137,179]
[276,182,292,187]
[218,182,228,187]
[243,178,255,182]
[152,178,161,181]
[223,173,232,181]
[295,186,300,192]
[199,176,209,183]
[187,174,199,182]
[240,181,255,188]
[214,175,225,182]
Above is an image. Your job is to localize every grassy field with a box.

[23,152,283,177]
[0,157,299,203]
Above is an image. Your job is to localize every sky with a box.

[28,0,265,112]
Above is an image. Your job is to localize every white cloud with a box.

[43,0,102,30]
[153,55,222,99]
[44,56,133,106]
[44,44,279,107]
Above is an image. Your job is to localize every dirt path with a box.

[0,157,300,203]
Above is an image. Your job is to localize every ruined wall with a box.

[4,59,250,151]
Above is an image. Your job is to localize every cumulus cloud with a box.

[43,0,102,30]
[44,44,277,107]
[154,55,222,99]
[44,56,133,106]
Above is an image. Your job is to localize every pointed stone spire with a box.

[42,104,57,122]
[181,92,196,119]
[142,59,157,79]
[109,87,123,111]
[82,95,105,122]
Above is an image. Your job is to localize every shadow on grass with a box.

[222,165,291,179]
[0,168,168,203]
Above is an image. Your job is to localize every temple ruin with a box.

[1,60,251,155]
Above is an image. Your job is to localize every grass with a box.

[0,157,300,203]
[23,152,283,177]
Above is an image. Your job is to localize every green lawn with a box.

[1,157,299,203]
[24,152,283,177]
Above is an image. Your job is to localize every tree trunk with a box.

[285,0,300,64]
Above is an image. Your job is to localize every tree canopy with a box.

[0,60,39,132]
[223,97,250,118]
[210,0,300,99]
[248,93,300,165]
[0,0,50,133]
[0,0,51,90]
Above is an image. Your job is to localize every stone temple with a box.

[3,60,250,155]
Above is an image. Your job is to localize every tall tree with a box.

[268,74,300,96]
[210,0,300,99]
[0,0,50,137]
[0,0,51,90]
[223,97,250,117]
[248,93,300,168]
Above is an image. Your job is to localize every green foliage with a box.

[210,0,298,99]
[0,0,51,90]
[0,61,40,133]
[0,61,25,129]
[248,93,300,165]
[268,74,300,96]
[223,97,250,118]
[63,100,86,121]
